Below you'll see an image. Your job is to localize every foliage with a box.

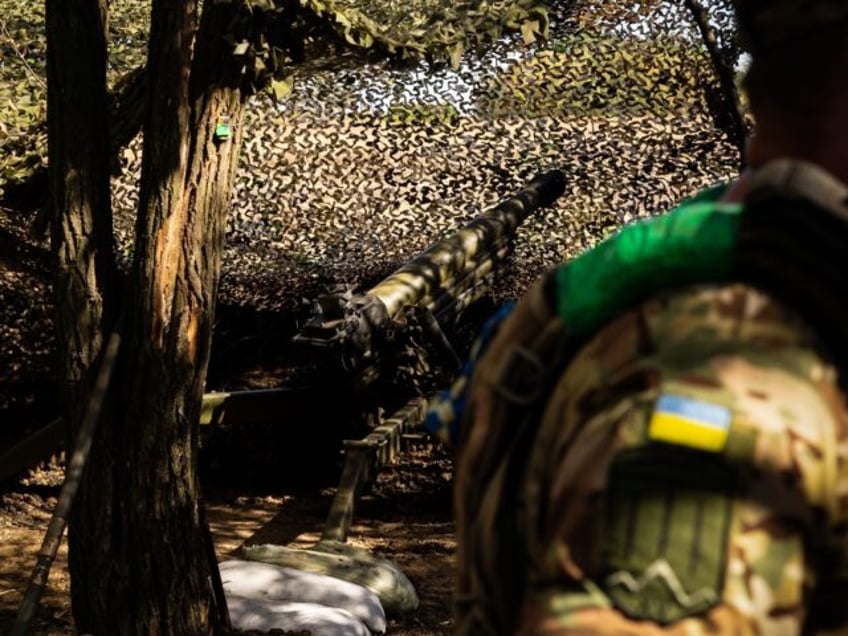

[105,0,152,83]
[224,0,552,100]
[0,0,552,199]
[486,29,712,119]
[0,1,47,198]
[0,0,152,200]
[299,0,550,65]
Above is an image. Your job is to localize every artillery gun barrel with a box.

[293,169,566,359]
[423,242,509,325]
[365,169,566,320]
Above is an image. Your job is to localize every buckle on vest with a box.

[492,345,545,405]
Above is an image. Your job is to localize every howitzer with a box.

[240,170,567,614]
[293,169,567,385]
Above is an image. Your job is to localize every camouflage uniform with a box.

[450,271,848,635]
[515,282,848,635]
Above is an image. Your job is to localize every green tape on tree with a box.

[215,115,231,140]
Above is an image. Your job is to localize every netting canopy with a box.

[0,0,748,396]
[129,0,743,311]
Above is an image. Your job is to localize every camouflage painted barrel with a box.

[364,169,566,320]
[292,169,566,367]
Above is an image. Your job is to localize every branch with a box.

[12,327,122,636]
[0,18,46,90]
[683,0,748,165]
[1,66,146,237]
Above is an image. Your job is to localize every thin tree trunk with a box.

[46,0,116,403]
[684,0,748,165]
[45,0,121,631]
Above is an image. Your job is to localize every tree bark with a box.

[51,0,240,630]
[44,0,121,630]
[64,0,249,631]
[46,0,116,406]
[66,0,218,629]
[106,1,215,631]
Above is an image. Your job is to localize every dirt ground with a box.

[0,443,457,635]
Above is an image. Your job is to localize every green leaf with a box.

[269,77,292,101]
[520,20,539,45]
[449,42,464,69]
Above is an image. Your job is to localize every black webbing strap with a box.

[735,159,848,381]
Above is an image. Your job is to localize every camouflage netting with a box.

[0,0,745,415]
[138,0,740,312]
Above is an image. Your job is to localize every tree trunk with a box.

[63,0,249,630]
[46,0,116,408]
[44,0,123,631]
[50,0,240,630]
[104,0,216,630]
[64,0,217,630]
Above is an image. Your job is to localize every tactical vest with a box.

[453,159,848,635]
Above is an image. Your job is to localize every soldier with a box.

[432,1,848,634]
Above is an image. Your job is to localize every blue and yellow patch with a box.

[648,394,731,453]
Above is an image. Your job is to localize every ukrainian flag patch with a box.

[648,394,731,453]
